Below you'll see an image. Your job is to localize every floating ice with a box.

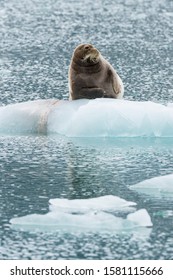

[1,98,173,137]
[10,210,152,233]
[48,99,173,137]
[49,195,136,213]
[129,174,173,198]
[10,195,152,233]
[127,209,153,227]
[0,99,59,135]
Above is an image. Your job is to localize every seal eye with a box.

[84,46,90,50]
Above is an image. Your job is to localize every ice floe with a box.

[10,195,152,234]
[49,195,136,213]
[127,209,152,227]
[129,174,173,198]
[0,99,58,134]
[48,99,173,137]
[1,99,173,137]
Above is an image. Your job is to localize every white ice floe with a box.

[127,209,153,227]
[0,99,59,134]
[129,174,173,198]
[10,210,152,233]
[10,195,152,234]
[49,195,136,213]
[48,99,173,137]
[1,98,173,137]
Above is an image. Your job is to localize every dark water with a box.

[0,0,173,259]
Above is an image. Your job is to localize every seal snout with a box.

[83,47,100,63]
[84,52,99,63]
[74,43,100,64]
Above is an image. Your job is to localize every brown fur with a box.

[68,44,124,100]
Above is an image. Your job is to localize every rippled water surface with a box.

[0,0,173,259]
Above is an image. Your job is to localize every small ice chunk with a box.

[10,209,152,233]
[10,195,152,234]
[10,211,124,232]
[129,174,173,198]
[127,209,153,227]
[49,195,136,213]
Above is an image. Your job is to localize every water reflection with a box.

[0,135,173,259]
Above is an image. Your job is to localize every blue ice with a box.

[129,174,173,198]
[1,99,173,137]
[10,195,152,234]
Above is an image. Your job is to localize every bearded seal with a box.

[68,43,124,100]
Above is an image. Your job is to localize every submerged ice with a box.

[10,195,152,233]
[129,174,173,198]
[1,98,173,137]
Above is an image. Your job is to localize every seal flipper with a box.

[104,67,124,99]
[111,71,124,98]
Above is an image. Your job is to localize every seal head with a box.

[73,44,100,67]
[69,43,124,100]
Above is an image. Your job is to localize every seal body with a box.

[68,44,124,100]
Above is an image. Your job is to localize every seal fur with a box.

[68,43,124,100]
